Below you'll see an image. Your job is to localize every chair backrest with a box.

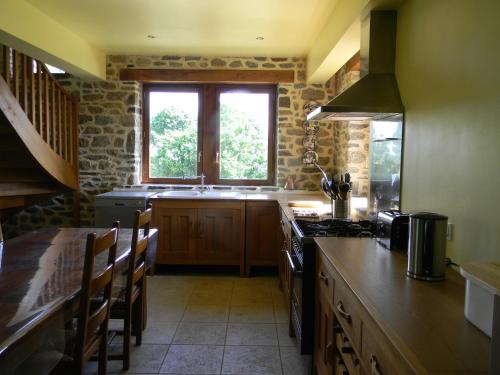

[75,222,120,367]
[125,204,152,299]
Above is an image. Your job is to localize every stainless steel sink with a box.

[201,191,241,198]
[156,191,201,197]
[155,190,241,198]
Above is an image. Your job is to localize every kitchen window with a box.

[142,84,276,185]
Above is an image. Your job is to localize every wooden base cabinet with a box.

[245,200,280,275]
[152,200,245,275]
[278,206,292,292]
[314,245,415,375]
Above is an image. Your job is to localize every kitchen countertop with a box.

[148,190,369,222]
[149,190,332,219]
[315,237,490,374]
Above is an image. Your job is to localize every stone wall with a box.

[2,52,372,238]
[105,54,335,190]
[325,53,370,196]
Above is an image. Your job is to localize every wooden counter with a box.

[315,237,490,375]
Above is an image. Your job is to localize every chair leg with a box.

[142,277,148,330]
[134,298,143,346]
[98,335,107,375]
[123,309,131,371]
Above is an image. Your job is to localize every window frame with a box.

[142,83,276,186]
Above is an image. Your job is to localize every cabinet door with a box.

[279,207,291,291]
[315,290,334,375]
[153,207,197,264]
[245,201,279,273]
[197,208,242,265]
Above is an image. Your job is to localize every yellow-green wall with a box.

[396,0,500,264]
[0,0,105,79]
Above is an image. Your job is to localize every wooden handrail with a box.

[0,44,78,170]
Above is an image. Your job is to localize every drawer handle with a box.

[336,301,351,322]
[318,271,329,285]
[370,355,382,375]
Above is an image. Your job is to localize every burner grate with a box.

[295,219,376,238]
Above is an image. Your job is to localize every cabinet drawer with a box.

[335,330,361,375]
[333,277,362,349]
[317,252,335,307]
[280,208,291,235]
[361,318,415,375]
[334,352,349,375]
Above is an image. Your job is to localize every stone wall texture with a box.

[3,52,370,238]
[325,54,370,196]
[106,54,335,190]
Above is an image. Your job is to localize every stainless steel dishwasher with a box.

[94,191,157,228]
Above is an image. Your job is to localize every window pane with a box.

[219,92,269,180]
[149,91,198,178]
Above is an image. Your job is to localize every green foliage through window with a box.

[150,103,268,180]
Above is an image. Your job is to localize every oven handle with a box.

[286,250,303,275]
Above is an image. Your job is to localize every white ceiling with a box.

[26,0,340,56]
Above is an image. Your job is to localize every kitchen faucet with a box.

[182,173,207,191]
[198,173,207,191]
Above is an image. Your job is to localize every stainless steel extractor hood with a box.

[307,10,403,121]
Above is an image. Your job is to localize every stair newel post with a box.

[71,100,79,169]
[21,54,27,112]
[37,61,43,135]
[51,80,56,150]
[13,51,19,100]
[57,89,62,157]
[1,46,11,89]
[29,58,36,127]
[67,99,73,164]
[44,69,50,144]
[67,96,72,163]
[61,93,67,161]
[72,99,80,226]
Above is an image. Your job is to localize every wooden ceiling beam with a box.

[119,69,294,83]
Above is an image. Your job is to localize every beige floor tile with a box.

[276,323,296,347]
[150,292,192,307]
[83,344,169,374]
[222,346,282,375]
[231,286,273,305]
[188,290,232,305]
[280,347,312,375]
[229,304,275,323]
[183,304,230,323]
[111,320,177,345]
[274,307,290,323]
[143,321,179,344]
[233,277,275,289]
[148,304,186,322]
[226,323,278,346]
[160,344,224,374]
[173,322,227,345]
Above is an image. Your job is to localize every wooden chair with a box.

[108,205,151,371]
[51,223,120,375]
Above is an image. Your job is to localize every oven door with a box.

[286,249,303,323]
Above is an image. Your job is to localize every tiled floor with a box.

[86,273,312,375]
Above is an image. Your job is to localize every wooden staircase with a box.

[0,45,79,210]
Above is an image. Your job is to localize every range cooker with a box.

[289,218,376,354]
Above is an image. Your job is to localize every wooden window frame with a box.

[142,83,277,186]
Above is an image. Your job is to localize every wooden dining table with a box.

[0,227,158,372]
